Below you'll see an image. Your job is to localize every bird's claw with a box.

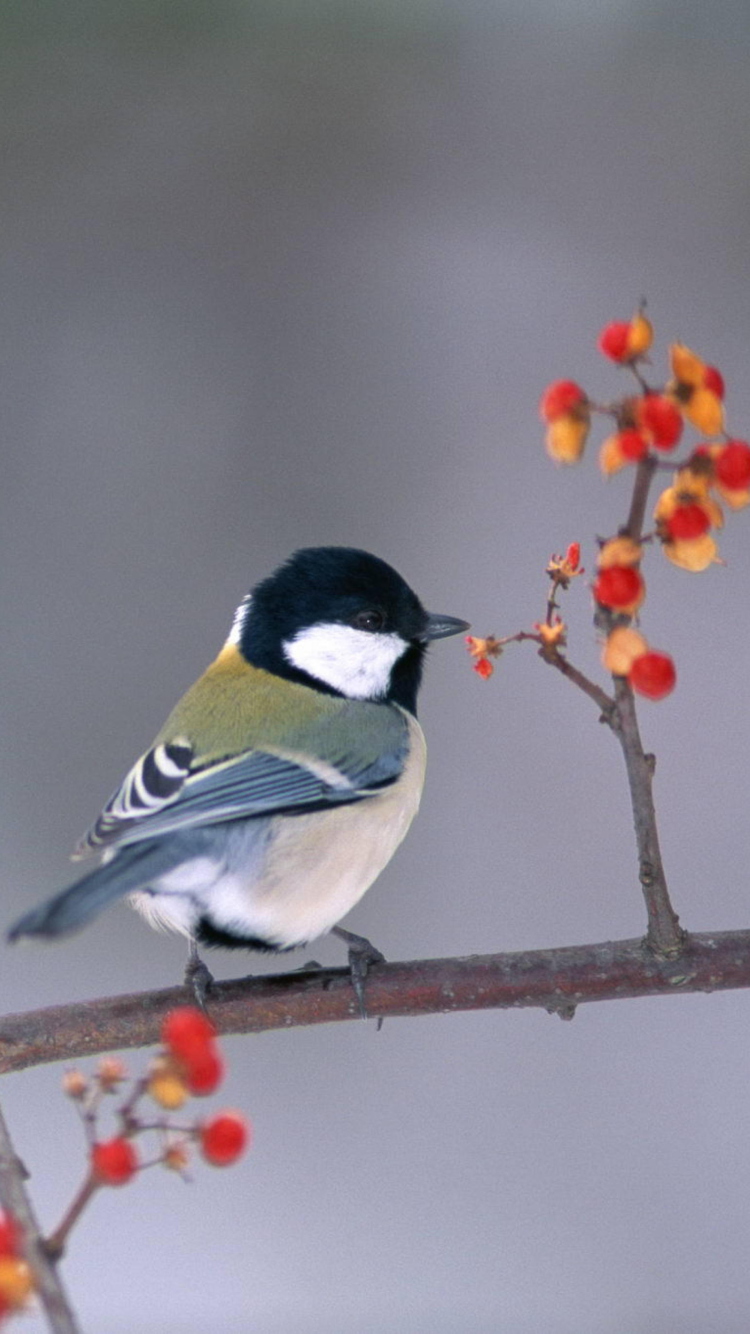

[184,943,215,1014]
[331,926,385,1020]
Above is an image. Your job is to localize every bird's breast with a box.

[201,710,427,948]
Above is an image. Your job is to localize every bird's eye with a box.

[353,609,385,633]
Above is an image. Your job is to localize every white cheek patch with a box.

[283,622,409,699]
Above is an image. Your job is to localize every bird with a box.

[9,547,468,1011]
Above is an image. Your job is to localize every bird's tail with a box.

[8,840,182,941]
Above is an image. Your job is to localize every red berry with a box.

[703,365,725,399]
[637,394,683,450]
[92,1137,138,1186]
[598,321,631,362]
[162,1007,216,1061]
[628,652,676,701]
[665,503,710,541]
[184,1046,225,1097]
[199,1113,250,1167]
[539,380,587,422]
[715,440,750,491]
[618,429,649,462]
[0,1217,19,1259]
[593,566,643,610]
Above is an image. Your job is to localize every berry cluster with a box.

[0,1215,33,1325]
[535,311,749,700]
[57,1009,249,1233]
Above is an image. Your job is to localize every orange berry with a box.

[0,1217,20,1259]
[665,504,711,541]
[473,658,493,679]
[715,440,750,491]
[162,1007,216,1062]
[593,566,644,611]
[539,380,587,421]
[92,1137,138,1186]
[618,428,649,462]
[598,321,631,362]
[703,365,725,398]
[199,1113,250,1167]
[628,652,676,701]
[637,394,683,450]
[184,1046,225,1097]
[0,1258,34,1309]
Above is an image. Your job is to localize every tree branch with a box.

[0,1102,81,1332]
[2,931,750,1072]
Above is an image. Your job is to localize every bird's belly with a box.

[132,714,426,948]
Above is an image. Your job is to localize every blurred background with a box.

[3,1,750,1330]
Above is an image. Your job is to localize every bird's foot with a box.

[331,926,385,1020]
[184,942,215,1014]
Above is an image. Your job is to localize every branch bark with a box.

[2,931,750,1073]
[0,1102,81,1332]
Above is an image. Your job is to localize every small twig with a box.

[0,1099,81,1332]
[623,452,658,541]
[610,678,685,954]
[44,1174,99,1264]
[537,646,616,719]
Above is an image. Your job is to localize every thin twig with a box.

[0,933,750,1071]
[0,1100,81,1332]
[44,1175,98,1263]
[610,678,685,953]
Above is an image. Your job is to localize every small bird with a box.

[9,547,468,1008]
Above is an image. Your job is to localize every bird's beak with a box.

[422,612,471,641]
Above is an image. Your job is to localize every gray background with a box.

[3,2,750,1330]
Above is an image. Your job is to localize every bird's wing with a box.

[75,712,409,857]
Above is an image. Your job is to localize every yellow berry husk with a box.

[602,627,649,675]
[599,434,628,476]
[0,1258,34,1308]
[545,412,589,464]
[669,342,705,388]
[713,482,750,510]
[683,387,725,437]
[597,536,642,569]
[674,465,712,498]
[664,534,720,571]
[625,310,653,358]
[149,1071,189,1110]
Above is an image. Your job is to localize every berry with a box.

[618,429,649,462]
[665,504,710,541]
[92,1138,139,1186]
[0,1217,19,1259]
[598,321,631,362]
[184,1046,225,1097]
[715,440,750,491]
[199,1113,250,1167]
[162,1008,216,1062]
[703,365,725,399]
[637,394,683,450]
[539,380,587,422]
[628,652,676,701]
[593,565,644,610]
[0,1257,34,1309]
